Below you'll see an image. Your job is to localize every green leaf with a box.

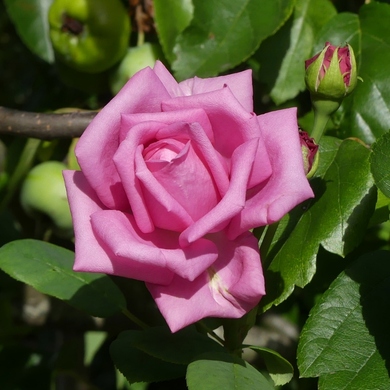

[368,189,390,227]
[298,250,390,390]
[112,326,225,367]
[248,346,294,386]
[371,131,390,198]
[186,352,274,390]
[110,329,186,384]
[349,3,390,142]
[261,138,376,311]
[4,0,54,63]
[172,0,294,80]
[311,12,360,56]
[0,239,126,317]
[267,0,336,104]
[154,0,194,64]
[84,331,107,366]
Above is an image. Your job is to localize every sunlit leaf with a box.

[298,250,390,390]
[172,0,294,80]
[249,346,293,386]
[154,0,194,63]
[186,352,274,390]
[371,131,390,198]
[0,239,126,317]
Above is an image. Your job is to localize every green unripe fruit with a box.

[20,161,73,237]
[49,0,131,74]
[110,43,162,95]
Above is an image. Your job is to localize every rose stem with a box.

[310,99,340,143]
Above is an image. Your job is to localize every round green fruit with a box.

[49,0,131,74]
[20,161,73,237]
[110,43,162,95]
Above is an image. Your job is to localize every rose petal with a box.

[146,138,220,221]
[76,67,172,210]
[135,143,195,231]
[228,108,315,238]
[179,138,259,246]
[119,108,214,143]
[114,120,167,233]
[63,170,173,284]
[178,69,254,112]
[161,87,264,160]
[91,210,218,282]
[158,121,230,197]
[147,231,264,332]
[115,123,194,232]
[153,60,185,97]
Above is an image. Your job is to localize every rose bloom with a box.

[64,61,314,332]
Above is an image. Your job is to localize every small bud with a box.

[299,130,319,178]
[305,42,357,102]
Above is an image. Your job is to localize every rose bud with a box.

[305,42,358,142]
[305,42,357,101]
[299,129,319,178]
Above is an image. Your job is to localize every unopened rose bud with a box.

[300,129,319,178]
[305,42,358,143]
[305,42,357,101]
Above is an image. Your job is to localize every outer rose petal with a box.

[75,67,172,210]
[153,61,185,97]
[63,170,173,284]
[90,210,218,282]
[228,108,315,238]
[153,61,253,111]
[178,68,254,112]
[147,231,264,333]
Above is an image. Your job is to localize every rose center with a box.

[143,139,186,162]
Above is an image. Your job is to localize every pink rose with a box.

[64,61,313,332]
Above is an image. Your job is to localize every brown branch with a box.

[0,106,97,140]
